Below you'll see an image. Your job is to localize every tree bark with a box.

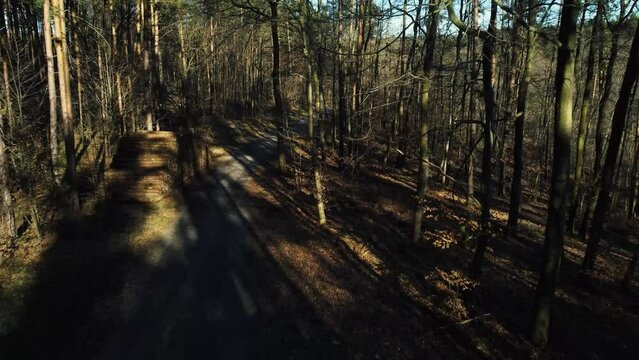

[43,0,60,183]
[628,116,639,218]
[151,0,161,129]
[470,1,497,275]
[580,11,620,239]
[337,0,348,167]
[0,120,16,238]
[71,1,84,140]
[507,0,536,237]
[466,0,479,206]
[269,0,287,173]
[412,0,439,242]
[567,0,602,234]
[144,0,153,130]
[53,0,80,212]
[531,0,580,347]
[302,1,327,225]
[582,21,639,271]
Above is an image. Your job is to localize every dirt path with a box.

[1,127,343,359]
[97,178,260,359]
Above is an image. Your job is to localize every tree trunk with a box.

[582,22,639,271]
[43,0,60,184]
[302,2,327,225]
[412,0,439,243]
[567,0,602,234]
[507,0,536,237]
[71,1,84,140]
[466,0,479,206]
[470,1,497,275]
[151,0,161,129]
[0,119,16,238]
[531,0,580,348]
[53,0,80,212]
[580,12,620,239]
[628,116,639,218]
[337,0,348,167]
[269,0,287,173]
[144,0,153,130]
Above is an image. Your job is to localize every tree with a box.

[531,0,580,347]
[412,0,440,242]
[579,1,630,239]
[566,0,602,234]
[582,20,639,271]
[52,0,80,211]
[43,0,59,183]
[337,0,348,167]
[446,0,498,274]
[269,0,288,173]
[507,0,536,237]
[0,126,15,239]
[301,0,327,225]
[0,0,15,239]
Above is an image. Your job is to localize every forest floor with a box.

[1,110,639,359]
[204,110,639,359]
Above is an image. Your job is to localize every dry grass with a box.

[0,188,182,339]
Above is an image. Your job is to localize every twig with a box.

[425,313,492,336]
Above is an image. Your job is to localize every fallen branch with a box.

[425,312,492,336]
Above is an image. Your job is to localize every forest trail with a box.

[106,131,178,202]
[96,173,261,359]
[0,125,340,359]
[95,126,342,359]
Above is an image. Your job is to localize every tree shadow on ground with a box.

[206,117,508,358]
[0,197,152,359]
[208,114,639,359]
[0,127,344,360]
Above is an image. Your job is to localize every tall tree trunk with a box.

[1,13,12,134]
[312,65,327,161]
[628,116,639,218]
[466,0,479,206]
[441,0,464,185]
[567,0,602,233]
[507,0,536,236]
[43,0,60,183]
[144,0,153,130]
[530,0,580,347]
[134,0,142,131]
[470,1,497,275]
[337,0,348,167]
[395,0,422,169]
[269,0,287,173]
[53,0,80,212]
[302,2,327,225]
[387,0,407,169]
[71,1,84,140]
[580,11,620,238]
[0,125,16,238]
[151,0,161,129]
[582,22,639,271]
[412,0,439,242]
